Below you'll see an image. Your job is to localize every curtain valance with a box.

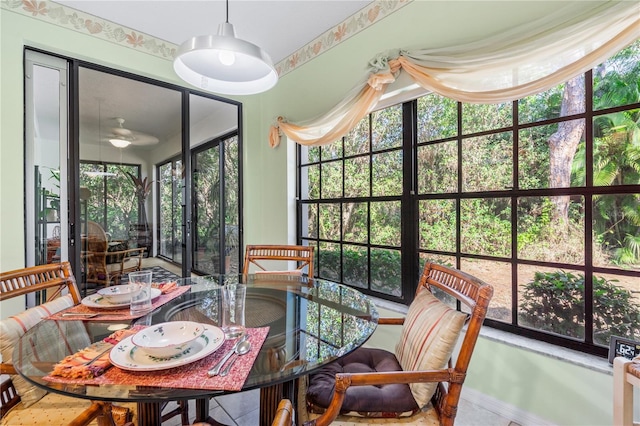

[270,1,640,148]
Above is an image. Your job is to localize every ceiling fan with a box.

[107,117,159,148]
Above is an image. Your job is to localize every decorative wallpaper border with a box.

[275,0,412,77]
[2,0,412,77]
[2,0,177,60]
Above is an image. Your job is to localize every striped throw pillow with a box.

[0,295,75,407]
[395,289,467,408]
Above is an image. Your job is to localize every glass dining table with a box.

[13,274,379,425]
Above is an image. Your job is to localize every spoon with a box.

[219,339,251,377]
[207,335,247,377]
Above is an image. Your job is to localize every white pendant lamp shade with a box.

[174,22,278,95]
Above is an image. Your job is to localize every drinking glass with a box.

[221,284,246,339]
[129,270,153,316]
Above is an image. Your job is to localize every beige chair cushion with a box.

[395,290,467,407]
[1,392,136,425]
[1,392,95,425]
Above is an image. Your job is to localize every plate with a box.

[81,288,162,309]
[110,326,225,371]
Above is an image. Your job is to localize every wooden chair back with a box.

[243,245,314,278]
[0,261,81,305]
[418,262,493,424]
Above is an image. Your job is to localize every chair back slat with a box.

[243,245,315,278]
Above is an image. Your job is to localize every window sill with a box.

[371,296,612,376]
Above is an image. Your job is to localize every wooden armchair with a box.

[85,221,146,287]
[0,262,131,425]
[242,244,314,278]
[613,356,640,425]
[303,262,494,426]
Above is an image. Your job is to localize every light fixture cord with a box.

[225,0,229,23]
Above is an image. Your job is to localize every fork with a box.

[82,344,113,366]
[61,312,123,319]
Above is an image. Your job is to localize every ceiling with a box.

[55,1,374,65]
[46,1,374,152]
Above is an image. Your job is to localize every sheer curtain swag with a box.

[269,1,640,148]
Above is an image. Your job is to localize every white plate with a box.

[81,288,162,309]
[110,326,225,371]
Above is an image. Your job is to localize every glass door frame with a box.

[156,156,183,266]
[190,130,242,275]
[24,48,242,286]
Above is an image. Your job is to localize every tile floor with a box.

[162,389,519,426]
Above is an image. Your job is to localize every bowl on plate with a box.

[131,321,205,358]
[97,284,141,304]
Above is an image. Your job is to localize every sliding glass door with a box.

[191,133,240,275]
[158,157,183,263]
[24,49,242,291]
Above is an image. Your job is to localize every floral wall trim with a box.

[2,0,177,60]
[274,0,412,77]
[3,0,411,78]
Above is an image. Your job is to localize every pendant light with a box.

[173,0,278,95]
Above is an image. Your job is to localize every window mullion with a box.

[401,100,418,303]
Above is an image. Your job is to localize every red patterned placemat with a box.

[48,286,190,321]
[44,327,269,392]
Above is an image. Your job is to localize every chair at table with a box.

[84,221,146,287]
[613,356,640,425]
[242,244,314,279]
[0,261,133,425]
[302,262,494,426]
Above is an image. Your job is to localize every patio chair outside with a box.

[84,221,146,287]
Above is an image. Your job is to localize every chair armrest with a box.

[0,363,17,375]
[378,317,404,325]
[116,247,146,259]
[272,399,294,426]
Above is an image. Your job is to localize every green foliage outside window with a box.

[519,271,640,345]
[301,41,640,352]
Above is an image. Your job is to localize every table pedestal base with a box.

[136,401,162,425]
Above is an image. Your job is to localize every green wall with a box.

[0,2,614,424]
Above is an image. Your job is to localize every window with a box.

[80,161,140,240]
[298,41,640,356]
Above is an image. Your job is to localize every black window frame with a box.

[298,61,640,357]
